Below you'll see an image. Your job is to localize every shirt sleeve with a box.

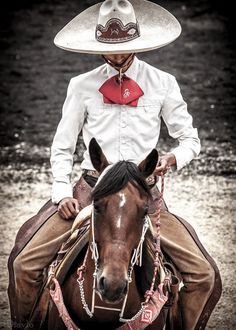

[50,78,86,204]
[161,76,201,171]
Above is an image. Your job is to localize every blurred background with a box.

[0,0,235,329]
[0,0,235,175]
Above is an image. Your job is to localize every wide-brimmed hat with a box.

[54,0,181,54]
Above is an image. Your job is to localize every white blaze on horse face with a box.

[119,192,126,208]
[116,215,122,229]
[116,192,126,229]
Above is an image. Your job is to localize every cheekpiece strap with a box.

[96,18,140,44]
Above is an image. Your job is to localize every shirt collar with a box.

[106,56,140,81]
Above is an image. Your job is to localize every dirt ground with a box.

[0,0,235,329]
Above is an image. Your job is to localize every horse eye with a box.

[94,200,105,214]
[94,203,100,213]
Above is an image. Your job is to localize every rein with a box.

[50,173,167,329]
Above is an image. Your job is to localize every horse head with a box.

[88,138,158,304]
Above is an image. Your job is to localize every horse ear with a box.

[138,149,159,178]
[89,138,109,173]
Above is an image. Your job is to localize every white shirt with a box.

[51,56,200,203]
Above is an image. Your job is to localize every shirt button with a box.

[121,121,127,128]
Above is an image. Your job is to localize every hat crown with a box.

[96,0,140,44]
[98,0,136,26]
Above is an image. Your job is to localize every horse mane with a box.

[91,161,151,200]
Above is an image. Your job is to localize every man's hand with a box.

[58,197,79,220]
[154,153,176,176]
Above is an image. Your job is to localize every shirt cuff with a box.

[51,181,73,204]
[170,146,196,171]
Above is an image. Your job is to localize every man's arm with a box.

[50,78,86,218]
[156,75,201,174]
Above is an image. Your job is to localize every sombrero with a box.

[54,0,181,54]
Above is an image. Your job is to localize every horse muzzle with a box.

[97,271,128,304]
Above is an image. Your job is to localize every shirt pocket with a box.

[129,97,162,120]
[86,98,105,117]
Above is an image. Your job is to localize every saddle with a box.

[7,176,92,329]
[8,175,182,329]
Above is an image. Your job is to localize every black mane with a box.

[91,161,151,200]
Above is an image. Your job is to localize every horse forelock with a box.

[91,161,151,200]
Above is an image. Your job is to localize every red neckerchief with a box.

[99,54,144,107]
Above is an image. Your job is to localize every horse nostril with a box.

[99,276,106,293]
[98,275,129,302]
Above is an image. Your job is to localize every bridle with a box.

[49,173,168,329]
[77,203,151,321]
[76,172,166,322]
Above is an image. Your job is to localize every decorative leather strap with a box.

[50,275,167,330]
[50,277,80,330]
[117,284,168,329]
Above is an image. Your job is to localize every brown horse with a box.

[46,138,178,330]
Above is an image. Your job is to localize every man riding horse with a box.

[8,0,222,329]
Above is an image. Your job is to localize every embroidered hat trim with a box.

[96,18,140,44]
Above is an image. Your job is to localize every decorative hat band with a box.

[96,18,140,44]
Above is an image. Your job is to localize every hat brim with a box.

[54,0,181,54]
